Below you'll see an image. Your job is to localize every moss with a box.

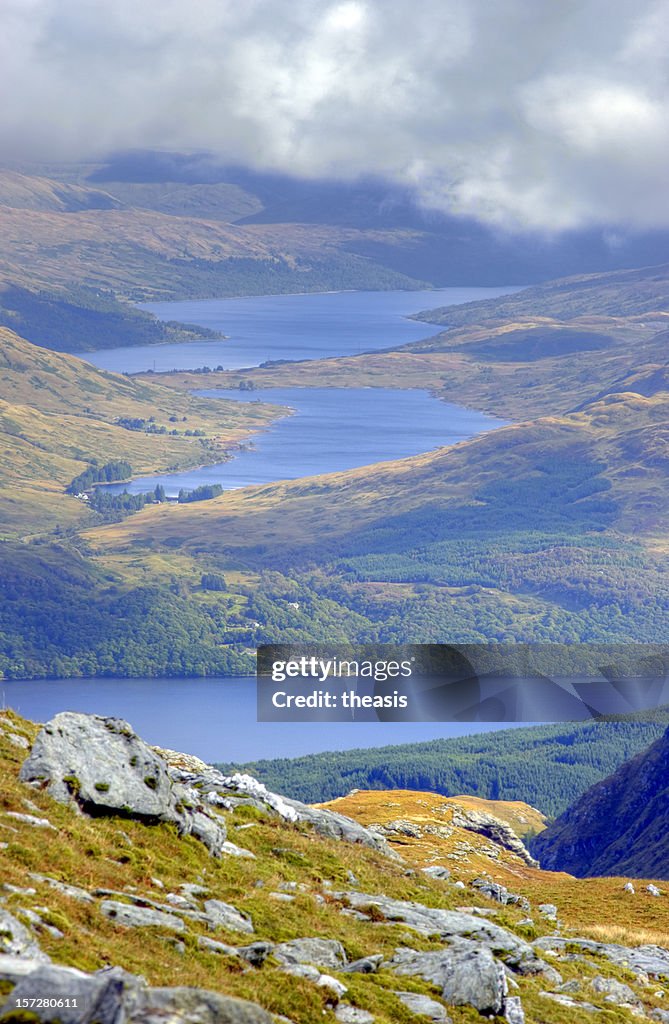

[38,908,71,933]
[232,804,271,825]
[0,1012,44,1023]
[62,775,80,796]
[94,782,110,793]
[144,776,158,791]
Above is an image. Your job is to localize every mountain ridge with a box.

[533,723,669,879]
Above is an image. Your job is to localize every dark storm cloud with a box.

[3,0,669,229]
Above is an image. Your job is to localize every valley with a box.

[4,9,669,1023]
[2,160,669,700]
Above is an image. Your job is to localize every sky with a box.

[3,0,669,231]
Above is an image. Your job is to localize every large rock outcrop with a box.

[533,724,669,877]
[18,713,400,865]
[19,713,228,856]
[446,804,538,867]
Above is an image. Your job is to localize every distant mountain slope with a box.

[533,724,669,879]
[0,281,220,353]
[216,713,669,816]
[87,383,669,647]
[85,150,669,285]
[415,262,669,325]
[0,169,120,212]
[0,169,428,305]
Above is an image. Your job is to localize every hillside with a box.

[0,281,222,354]
[84,385,669,647]
[0,169,120,213]
[415,262,669,326]
[0,327,281,537]
[0,170,428,311]
[4,709,669,1024]
[217,713,669,815]
[533,724,669,879]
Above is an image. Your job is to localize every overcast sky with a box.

[3,0,669,230]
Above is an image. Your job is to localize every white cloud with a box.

[2,0,669,230]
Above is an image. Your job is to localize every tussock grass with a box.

[2,710,669,1023]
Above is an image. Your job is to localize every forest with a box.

[218,711,669,818]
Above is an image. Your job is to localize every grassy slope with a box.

[3,710,669,1024]
[0,327,283,537]
[322,787,669,951]
[415,262,669,324]
[0,281,223,354]
[0,173,428,304]
[84,390,669,552]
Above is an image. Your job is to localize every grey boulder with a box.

[0,956,273,1023]
[334,1006,374,1023]
[534,935,669,978]
[504,995,526,1023]
[388,942,507,1015]
[203,900,254,935]
[100,901,185,932]
[342,955,383,974]
[421,866,451,881]
[126,987,273,1023]
[396,991,451,1022]
[0,908,48,961]
[1,961,123,1024]
[19,713,229,856]
[274,938,347,970]
[590,974,640,1006]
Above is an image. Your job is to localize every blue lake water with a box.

[18,287,519,758]
[79,286,521,374]
[101,386,505,497]
[0,676,518,763]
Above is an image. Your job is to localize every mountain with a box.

[0,169,121,213]
[8,155,669,312]
[533,724,669,879]
[5,708,669,1024]
[85,150,669,285]
[0,168,429,314]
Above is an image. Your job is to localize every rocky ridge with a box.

[3,710,669,1023]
